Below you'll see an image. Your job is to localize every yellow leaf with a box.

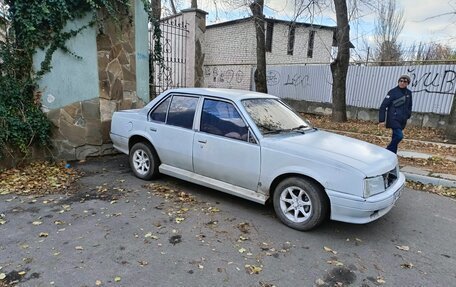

[75,246,84,250]
[0,219,6,225]
[114,276,121,282]
[32,221,42,225]
[0,273,6,280]
[327,260,344,266]
[39,232,48,237]
[18,271,26,276]
[238,248,247,253]
[244,264,262,274]
[175,217,185,223]
[96,280,102,286]
[323,246,337,254]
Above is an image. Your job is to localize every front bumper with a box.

[327,172,405,224]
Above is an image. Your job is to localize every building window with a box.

[307,30,316,58]
[266,22,274,52]
[287,25,295,55]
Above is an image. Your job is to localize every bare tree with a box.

[330,0,350,122]
[373,0,404,65]
[411,42,456,64]
[249,0,267,93]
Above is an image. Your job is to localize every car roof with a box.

[164,88,278,101]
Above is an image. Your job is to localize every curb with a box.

[403,172,456,188]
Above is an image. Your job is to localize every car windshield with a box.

[242,98,313,135]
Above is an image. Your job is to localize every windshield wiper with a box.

[260,125,311,135]
[291,125,309,131]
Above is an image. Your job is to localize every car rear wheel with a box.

[129,142,159,180]
[273,177,328,231]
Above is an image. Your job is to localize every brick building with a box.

[203,17,337,89]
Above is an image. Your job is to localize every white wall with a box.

[204,21,257,65]
[266,23,334,65]
[203,19,335,89]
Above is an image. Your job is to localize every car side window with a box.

[167,95,199,129]
[150,97,171,122]
[200,99,249,141]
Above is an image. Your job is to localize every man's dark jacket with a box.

[379,86,413,129]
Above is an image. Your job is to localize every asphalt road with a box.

[1,155,455,287]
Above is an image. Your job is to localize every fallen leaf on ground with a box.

[75,246,84,250]
[400,262,414,269]
[114,276,121,282]
[0,161,80,196]
[237,222,250,233]
[323,246,337,254]
[244,264,262,274]
[396,245,410,251]
[39,232,48,237]
[327,260,344,266]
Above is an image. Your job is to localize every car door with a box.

[147,94,199,172]
[193,98,261,191]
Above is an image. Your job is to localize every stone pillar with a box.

[97,0,147,147]
[181,8,207,87]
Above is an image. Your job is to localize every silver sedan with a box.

[110,88,405,230]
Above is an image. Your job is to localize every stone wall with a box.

[46,3,146,161]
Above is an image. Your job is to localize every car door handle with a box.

[198,140,207,144]
[149,127,157,132]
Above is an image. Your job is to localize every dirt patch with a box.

[304,113,447,142]
[399,156,456,175]
[321,267,357,287]
[0,269,37,286]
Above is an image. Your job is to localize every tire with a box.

[129,142,160,180]
[273,177,328,231]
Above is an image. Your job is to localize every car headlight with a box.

[364,176,385,198]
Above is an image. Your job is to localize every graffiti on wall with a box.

[408,68,456,95]
[266,70,311,88]
[205,67,244,84]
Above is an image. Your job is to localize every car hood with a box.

[261,130,397,177]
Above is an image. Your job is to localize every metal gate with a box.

[149,14,189,98]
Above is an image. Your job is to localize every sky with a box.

[192,0,456,58]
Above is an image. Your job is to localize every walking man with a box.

[379,75,413,154]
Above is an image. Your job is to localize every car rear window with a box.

[166,96,199,129]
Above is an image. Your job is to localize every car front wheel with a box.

[273,177,328,231]
[129,142,159,180]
